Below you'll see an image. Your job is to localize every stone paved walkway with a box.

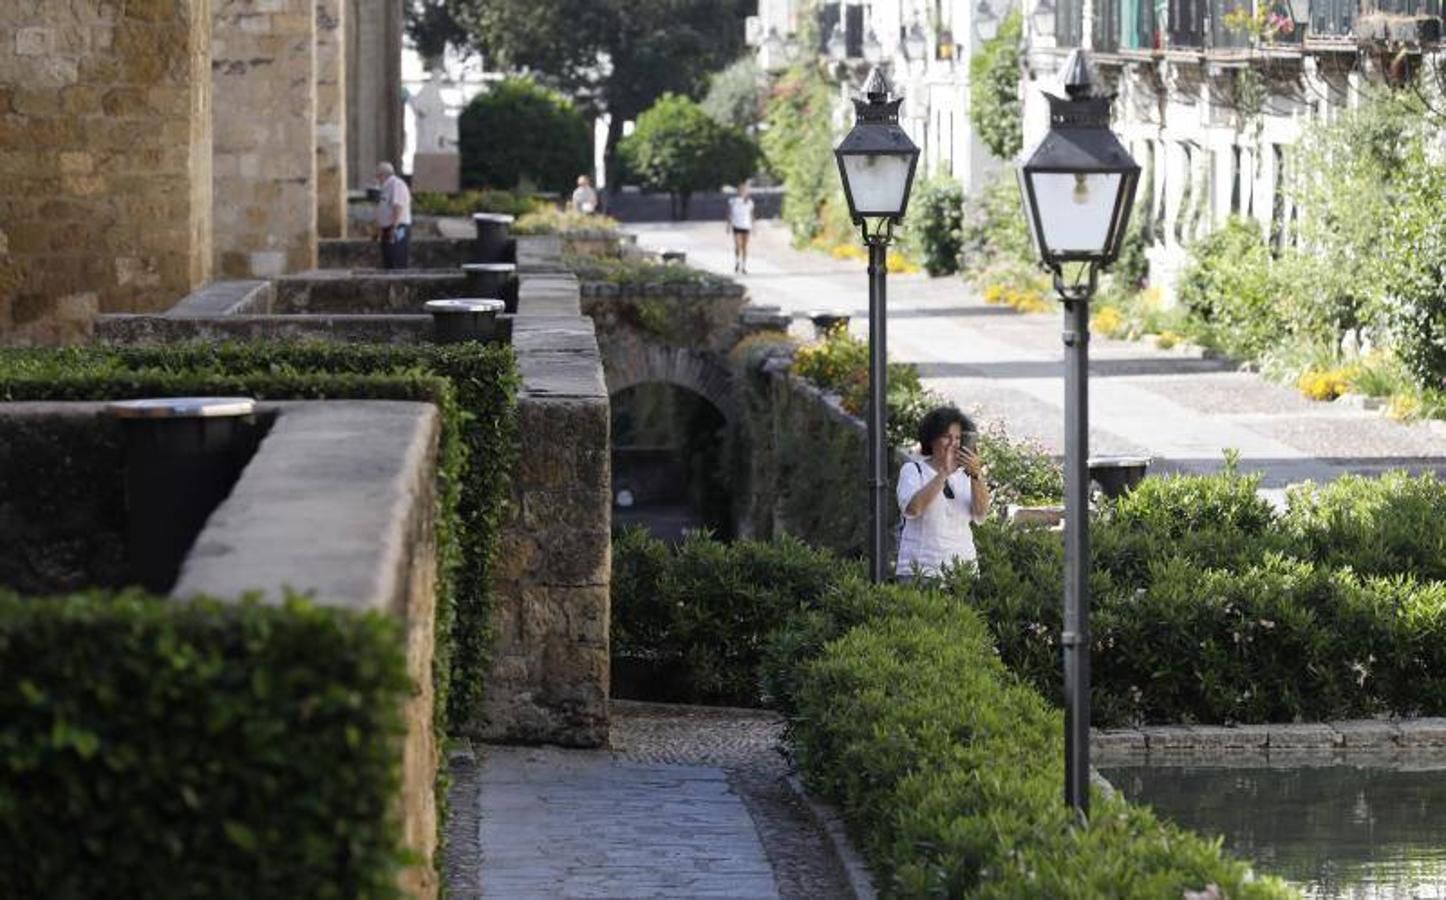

[627,221,1446,500]
[445,701,856,899]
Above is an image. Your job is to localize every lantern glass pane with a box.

[1017,167,1043,258]
[842,153,912,216]
[1031,172,1123,256]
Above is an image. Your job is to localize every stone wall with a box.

[345,0,403,186]
[315,0,347,238]
[479,279,611,748]
[212,0,317,278]
[0,0,212,344]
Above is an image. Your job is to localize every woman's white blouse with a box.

[895,455,987,577]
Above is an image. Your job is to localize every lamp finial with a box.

[1060,49,1094,99]
[864,67,890,101]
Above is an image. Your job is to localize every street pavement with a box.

[628,220,1446,496]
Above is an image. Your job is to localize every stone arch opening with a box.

[603,344,738,428]
[610,379,735,543]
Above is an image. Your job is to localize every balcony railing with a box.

[1053,0,1438,46]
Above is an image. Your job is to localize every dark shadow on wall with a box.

[611,382,735,542]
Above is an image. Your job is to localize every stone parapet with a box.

[212,0,318,278]
[479,303,611,748]
[319,237,474,270]
[315,0,347,238]
[273,269,468,313]
[0,0,212,344]
[1093,718,1446,764]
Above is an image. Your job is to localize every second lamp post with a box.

[1018,49,1140,819]
[835,68,920,584]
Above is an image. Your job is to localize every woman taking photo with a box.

[896,406,990,580]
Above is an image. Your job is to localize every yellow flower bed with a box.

[1154,330,1185,350]
[1297,366,1359,402]
[829,243,869,261]
[1091,306,1126,338]
[1387,393,1421,420]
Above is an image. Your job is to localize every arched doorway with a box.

[610,382,734,542]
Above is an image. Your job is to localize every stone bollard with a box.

[1088,456,1151,499]
[661,249,687,264]
[425,298,506,344]
[472,213,515,264]
[106,397,261,593]
[808,311,851,339]
[462,262,519,312]
[739,304,791,336]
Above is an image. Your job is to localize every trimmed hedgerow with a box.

[610,527,849,705]
[961,466,1446,725]
[0,590,413,898]
[611,535,1293,897]
[0,341,520,734]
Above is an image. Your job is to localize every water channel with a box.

[1100,761,1446,898]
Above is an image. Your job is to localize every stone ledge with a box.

[1094,718,1446,762]
[166,280,275,317]
[175,400,439,615]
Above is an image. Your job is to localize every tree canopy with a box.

[437,0,750,183]
[618,94,759,217]
[457,78,591,193]
[969,10,1024,161]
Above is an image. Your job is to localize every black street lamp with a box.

[835,67,920,584]
[1017,48,1140,819]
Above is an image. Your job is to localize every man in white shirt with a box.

[374,161,413,269]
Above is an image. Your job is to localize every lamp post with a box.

[1017,49,1140,819]
[835,68,920,584]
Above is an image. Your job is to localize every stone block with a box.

[1332,719,1400,749]
[1182,724,1270,750]
[1267,723,1341,750]
[1396,717,1446,748]
[1142,725,1198,751]
[16,28,53,56]
[1091,728,1147,756]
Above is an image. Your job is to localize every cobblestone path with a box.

[445,700,857,899]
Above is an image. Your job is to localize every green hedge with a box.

[0,591,412,897]
[964,467,1446,725]
[0,341,521,733]
[611,534,1293,897]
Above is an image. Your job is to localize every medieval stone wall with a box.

[0,0,212,344]
[315,0,347,237]
[212,0,317,278]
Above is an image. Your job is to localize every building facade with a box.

[748,0,1008,193]
[1023,0,1443,300]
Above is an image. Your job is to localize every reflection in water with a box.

[1100,764,1446,899]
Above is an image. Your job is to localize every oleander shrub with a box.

[1176,217,1296,360]
[0,591,412,897]
[0,341,520,733]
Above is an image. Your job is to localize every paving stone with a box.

[447,701,857,899]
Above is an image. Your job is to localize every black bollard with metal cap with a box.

[1088,456,1151,498]
[807,310,852,339]
[472,212,515,264]
[425,298,506,344]
[462,262,519,312]
[106,397,260,593]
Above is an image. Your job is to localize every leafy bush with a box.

[0,591,412,897]
[611,528,849,704]
[1176,217,1294,359]
[780,589,1294,897]
[789,325,939,449]
[0,341,520,734]
[1282,471,1446,582]
[458,78,591,192]
[1379,139,1446,392]
[762,60,851,246]
[960,173,1034,276]
[617,93,760,217]
[902,177,965,276]
[616,536,1304,896]
[514,206,620,236]
[411,188,542,218]
[969,9,1024,160]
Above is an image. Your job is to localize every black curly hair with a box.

[916,405,976,456]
